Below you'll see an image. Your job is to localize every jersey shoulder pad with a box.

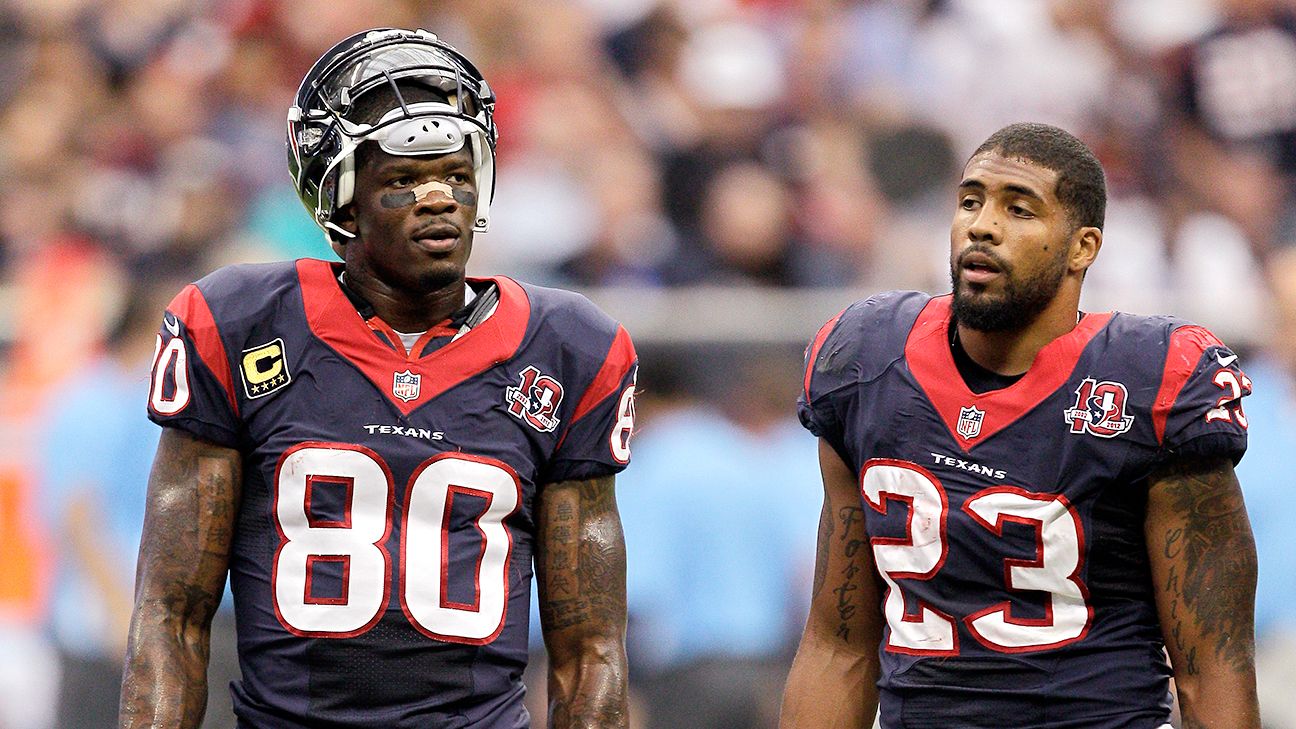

[514,279,629,363]
[1150,318,1248,449]
[1107,312,1249,450]
[1103,311,1231,382]
[1100,311,1185,347]
[803,290,930,403]
[155,261,308,431]
[184,260,309,335]
[510,280,637,480]
[1088,312,1186,391]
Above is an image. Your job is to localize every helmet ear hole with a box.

[337,161,355,208]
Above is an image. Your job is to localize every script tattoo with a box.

[1153,455,1256,677]
[535,475,629,728]
[833,506,866,642]
[120,429,242,729]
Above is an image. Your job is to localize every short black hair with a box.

[350,83,449,171]
[971,122,1106,230]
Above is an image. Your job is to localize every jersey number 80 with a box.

[273,444,520,645]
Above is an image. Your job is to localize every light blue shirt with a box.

[1233,357,1296,635]
[40,357,160,657]
[616,405,821,669]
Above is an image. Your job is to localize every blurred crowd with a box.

[1,0,1295,727]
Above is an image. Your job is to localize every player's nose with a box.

[966,205,999,244]
[415,189,457,213]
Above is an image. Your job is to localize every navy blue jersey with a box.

[799,292,1250,729]
[146,259,637,728]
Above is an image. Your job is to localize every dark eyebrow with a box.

[958,178,1045,201]
[378,156,473,175]
[377,160,422,175]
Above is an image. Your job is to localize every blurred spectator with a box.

[37,278,168,728]
[556,141,681,286]
[619,349,820,729]
[859,121,958,291]
[0,239,124,729]
[902,0,1118,151]
[689,161,801,285]
[1168,0,1296,254]
[1172,0,1296,177]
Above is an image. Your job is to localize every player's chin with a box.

[954,278,996,301]
[953,285,1009,316]
[412,259,468,291]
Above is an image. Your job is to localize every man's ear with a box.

[1069,226,1102,275]
[328,204,357,258]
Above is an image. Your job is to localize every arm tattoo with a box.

[537,478,626,632]
[119,429,241,729]
[832,506,866,643]
[1152,456,1257,676]
[536,475,629,728]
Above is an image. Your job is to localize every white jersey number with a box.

[149,335,191,415]
[861,461,1091,655]
[1205,369,1251,428]
[860,460,956,653]
[273,444,520,643]
[609,385,636,464]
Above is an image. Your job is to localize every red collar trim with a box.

[297,259,529,414]
[905,295,1111,451]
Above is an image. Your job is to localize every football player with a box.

[119,29,636,728]
[782,123,1260,729]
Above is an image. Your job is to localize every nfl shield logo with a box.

[393,369,421,403]
[957,405,985,440]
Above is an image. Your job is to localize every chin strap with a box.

[452,282,499,341]
[325,221,356,241]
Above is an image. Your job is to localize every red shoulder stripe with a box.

[168,284,238,416]
[1152,325,1222,445]
[804,309,846,401]
[570,325,636,425]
